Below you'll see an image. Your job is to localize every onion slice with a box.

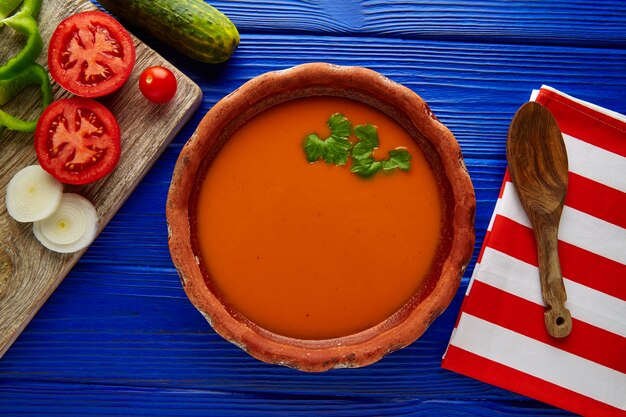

[6,165,63,222]
[33,193,99,253]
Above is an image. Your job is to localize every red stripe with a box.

[536,89,626,157]
[503,169,625,228]
[462,281,626,373]
[442,345,624,417]
[488,215,626,301]
[566,172,626,229]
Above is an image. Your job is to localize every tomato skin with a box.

[139,66,177,104]
[48,11,136,98]
[35,98,121,185]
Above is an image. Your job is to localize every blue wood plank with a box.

[0,380,573,416]
[3,2,626,415]
[133,33,626,163]
[207,0,626,48]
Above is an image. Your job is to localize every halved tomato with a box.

[48,11,136,98]
[35,98,121,185]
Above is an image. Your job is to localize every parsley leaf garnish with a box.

[303,114,412,178]
[349,123,412,178]
[350,158,383,177]
[381,148,412,172]
[303,113,352,165]
[349,123,382,177]
[303,134,326,162]
[351,124,379,160]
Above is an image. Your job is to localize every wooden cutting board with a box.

[0,0,202,358]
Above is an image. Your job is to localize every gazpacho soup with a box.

[195,96,442,340]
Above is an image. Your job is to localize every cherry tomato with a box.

[48,11,136,98]
[139,66,177,104]
[35,98,121,185]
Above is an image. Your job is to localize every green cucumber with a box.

[98,0,239,64]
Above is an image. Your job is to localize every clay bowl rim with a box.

[166,62,475,372]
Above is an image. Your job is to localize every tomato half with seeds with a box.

[48,11,136,98]
[35,98,121,185]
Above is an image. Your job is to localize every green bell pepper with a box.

[0,0,41,24]
[0,63,51,133]
[0,0,43,79]
[0,0,22,20]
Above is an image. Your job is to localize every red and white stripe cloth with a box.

[442,85,626,417]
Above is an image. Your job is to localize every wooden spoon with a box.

[507,101,572,338]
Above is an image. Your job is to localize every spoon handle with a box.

[533,218,572,338]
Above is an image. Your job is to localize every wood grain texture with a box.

[507,102,572,338]
[2,0,626,415]
[210,0,626,48]
[0,0,202,358]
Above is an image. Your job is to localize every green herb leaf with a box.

[350,157,382,178]
[352,124,379,160]
[328,113,351,138]
[303,114,411,178]
[303,113,352,165]
[324,135,352,165]
[303,134,326,163]
[350,124,411,178]
[381,148,412,172]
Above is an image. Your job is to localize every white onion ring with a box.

[6,165,63,223]
[33,193,99,253]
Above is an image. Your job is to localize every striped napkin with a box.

[442,85,626,417]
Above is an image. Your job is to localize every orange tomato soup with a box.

[196,96,442,340]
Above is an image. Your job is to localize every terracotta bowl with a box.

[166,63,475,372]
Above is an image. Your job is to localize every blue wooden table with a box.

[2,1,625,415]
